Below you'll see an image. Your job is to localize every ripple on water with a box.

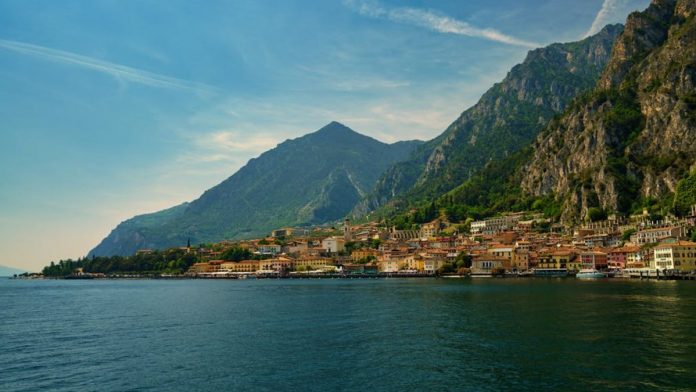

[1,278,696,392]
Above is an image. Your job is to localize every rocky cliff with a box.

[354,24,623,216]
[521,0,696,222]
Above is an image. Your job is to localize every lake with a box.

[1,278,695,391]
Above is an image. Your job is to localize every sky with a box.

[0,0,651,271]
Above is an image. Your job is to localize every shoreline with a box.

[10,272,696,281]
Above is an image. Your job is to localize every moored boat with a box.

[531,268,568,277]
[576,269,606,279]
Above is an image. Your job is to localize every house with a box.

[189,260,224,273]
[652,240,696,272]
[488,244,514,262]
[282,241,308,255]
[471,255,508,275]
[423,256,445,274]
[380,253,416,271]
[321,237,346,254]
[257,243,282,255]
[583,233,608,248]
[389,228,421,241]
[351,248,380,262]
[511,249,530,271]
[420,219,441,239]
[258,257,293,272]
[378,258,403,273]
[514,240,531,251]
[470,214,523,235]
[538,249,576,269]
[293,256,335,271]
[630,226,687,245]
[577,251,608,270]
[220,260,260,273]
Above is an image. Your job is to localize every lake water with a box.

[1,278,695,391]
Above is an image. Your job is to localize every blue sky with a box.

[0,0,650,271]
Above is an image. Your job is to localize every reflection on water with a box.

[1,278,695,391]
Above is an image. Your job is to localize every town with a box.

[67,203,695,281]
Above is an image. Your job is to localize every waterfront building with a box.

[190,261,224,273]
[578,251,608,270]
[293,256,335,271]
[652,240,696,272]
[471,255,508,275]
[378,258,403,273]
[258,257,293,272]
[350,248,380,262]
[422,256,445,274]
[511,249,530,271]
[220,260,260,273]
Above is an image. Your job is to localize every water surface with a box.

[2,278,695,391]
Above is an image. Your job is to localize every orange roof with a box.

[654,240,696,248]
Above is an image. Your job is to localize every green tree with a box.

[221,247,253,262]
[622,229,636,242]
[673,170,696,217]
[587,207,607,222]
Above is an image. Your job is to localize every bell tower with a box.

[344,218,352,242]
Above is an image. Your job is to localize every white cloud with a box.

[585,0,622,37]
[584,0,651,38]
[344,0,540,48]
[0,38,216,93]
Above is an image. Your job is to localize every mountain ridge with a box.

[352,23,624,217]
[520,0,696,222]
[89,122,422,256]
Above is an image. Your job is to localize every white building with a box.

[653,241,696,272]
[470,214,522,235]
[257,244,282,255]
[321,236,346,254]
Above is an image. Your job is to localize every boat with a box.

[576,269,606,279]
[531,268,568,277]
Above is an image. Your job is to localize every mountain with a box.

[90,122,422,256]
[353,24,623,216]
[521,0,696,222]
[0,265,26,277]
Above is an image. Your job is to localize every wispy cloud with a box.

[0,38,215,93]
[344,0,540,49]
[584,0,622,37]
[584,0,650,38]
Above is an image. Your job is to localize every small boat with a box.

[532,268,568,277]
[576,269,606,279]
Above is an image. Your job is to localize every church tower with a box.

[343,218,352,242]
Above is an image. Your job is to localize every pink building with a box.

[580,251,608,269]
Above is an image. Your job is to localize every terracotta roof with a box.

[654,240,696,248]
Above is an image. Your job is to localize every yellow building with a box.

[189,261,223,273]
[378,255,414,272]
[220,260,260,273]
[653,241,696,272]
[351,248,380,262]
[259,257,293,272]
[511,249,529,271]
[293,256,334,270]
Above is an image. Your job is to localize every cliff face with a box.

[521,0,696,222]
[355,24,623,216]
